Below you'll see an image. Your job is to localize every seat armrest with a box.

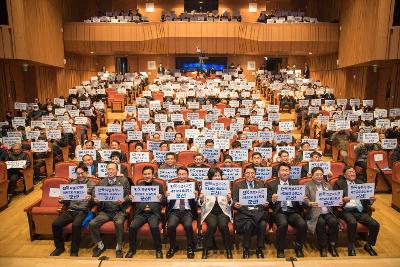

[24,199,42,212]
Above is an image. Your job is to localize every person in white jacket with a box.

[198,167,233,259]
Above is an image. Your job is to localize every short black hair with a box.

[177,166,189,173]
[142,165,154,174]
[207,167,223,180]
[311,166,324,175]
[277,162,291,172]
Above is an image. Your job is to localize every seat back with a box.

[177,151,197,166]
[132,162,158,184]
[110,133,127,144]
[217,117,232,129]
[347,142,358,162]
[176,124,191,136]
[331,162,346,179]
[54,162,78,179]
[41,177,70,207]
[0,161,7,182]
[367,150,389,169]
[298,177,312,185]
[393,162,400,183]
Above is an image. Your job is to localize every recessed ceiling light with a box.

[308,52,313,55]
[90,51,94,54]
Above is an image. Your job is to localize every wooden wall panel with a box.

[7,0,64,67]
[0,26,14,59]
[64,22,339,56]
[389,27,400,60]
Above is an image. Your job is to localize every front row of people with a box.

[50,162,380,259]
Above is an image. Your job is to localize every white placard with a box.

[14,102,27,110]
[31,141,49,153]
[60,184,87,200]
[253,147,273,159]
[279,121,294,132]
[290,166,302,179]
[5,160,27,169]
[229,149,248,162]
[158,168,177,180]
[348,183,374,200]
[169,143,188,153]
[141,124,156,133]
[129,152,150,163]
[188,168,209,181]
[185,129,200,139]
[95,186,124,201]
[316,190,343,207]
[375,119,390,129]
[202,180,230,196]
[220,167,242,181]
[362,133,379,144]
[131,186,159,202]
[214,139,230,150]
[167,182,195,199]
[127,131,143,141]
[49,188,61,198]
[239,188,268,205]
[335,120,350,130]
[107,124,121,133]
[47,130,62,140]
[373,153,384,161]
[74,117,88,125]
[255,167,272,179]
[309,161,331,175]
[76,149,97,161]
[68,166,77,179]
[277,185,305,201]
[382,139,397,149]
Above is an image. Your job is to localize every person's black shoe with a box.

[166,246,179,259]
[125,249,136,258]
[187,247,195,259]
[295,245,304,258]
[277,250,285,258]
[320,248,328,257]
[329,245,339,257]
[364,244,378,256]
[243,248,250,259]
[7,194,12,204]
[348,248,356,256]
[256,247,264,258]
[92,246,106,257]
[155,249,163,259]
[50,247,65,256]
[70,251,78,257]
[202,249,208,259]
[226,249,233,259]
[116,250,123,258]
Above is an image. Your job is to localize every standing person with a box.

[199,167,233,259]
[50,165,96,256]
[267,162,307,258]
[304,167,339,257]
[232,165,269,259]
[126,166,165,258]
[89,163,130,258]
[304,63,310,79]
[157,63,165,75]
[333,166,380,256]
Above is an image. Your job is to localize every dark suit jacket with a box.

[267,178,303,215]
[97,176,131,214]
[232,180,268,232]
[167,180,198,218]
[134,180,165,219]
[333,176,371,213]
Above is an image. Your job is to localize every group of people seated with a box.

[257,10,318,23]
[84,9,148,23]
[161,10,241,22]
[1,66,399,260]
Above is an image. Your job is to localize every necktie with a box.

[282,182,288,211]
[179,199,185,211]
[249,182,254,189]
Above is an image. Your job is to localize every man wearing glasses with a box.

[50,165,96,256]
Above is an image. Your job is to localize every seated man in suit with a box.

[165,166,198,259]
[267,162,307,258]
[82,154,98,178]
[304,167,339,257]
[1,143,32,201]
[89,162,130,258]
[232,164,269,258]
[126,165,165,258]
[333,166,380,256]
[50,165,96,256]
[301,151,333,179]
